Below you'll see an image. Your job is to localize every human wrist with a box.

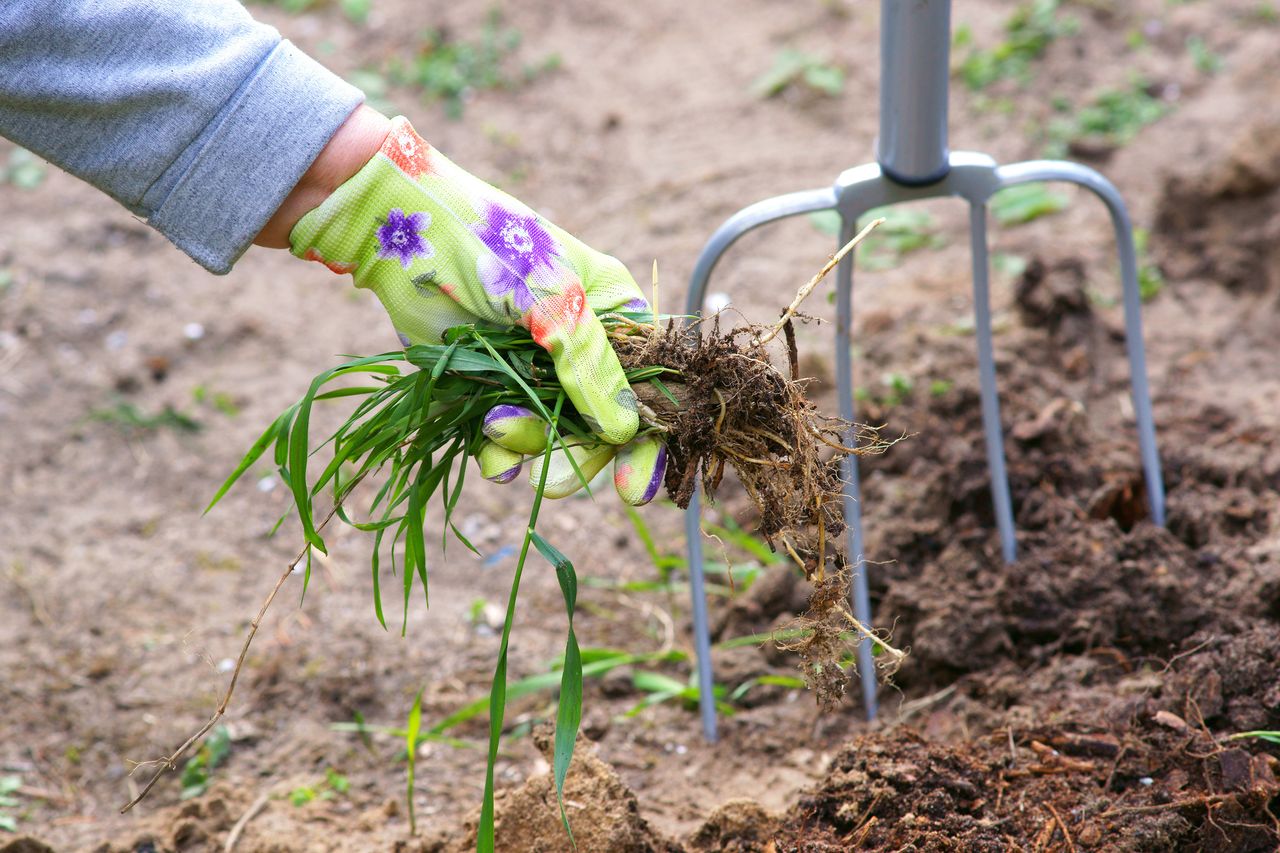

[254,105,392,249]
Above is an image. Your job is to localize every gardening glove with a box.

[290,117,666,504]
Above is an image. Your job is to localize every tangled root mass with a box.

[612,317,901,706]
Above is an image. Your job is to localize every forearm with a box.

[0,0,364,273]
[254,106,390,249]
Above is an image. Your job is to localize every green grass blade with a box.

[532,531,582,847]
[405,690,422,835]
[478,395,564,853]
[204,409,291,513]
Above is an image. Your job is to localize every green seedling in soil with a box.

[405,691,422,834]
[990,182,1069,227]
[1133,227,1165,301]
[627,670,731,717]
[809,207,944,271]
[192,384,240,417]
[855,372,915,409]
[88,401,202,435]
[1229,731,1280,745]
[623,505,686,584]
[752,49,845,99]
[389,11,561,119]
[1044,79,1169,158]
[625,669,808,717]
[620,505,786,593]
[289,768,351,806]
[0,775,22,833]
[179,726,230,800]
[467,597,490,626]
[952,0,1077,91]
[0,147,46,190]
[1186,35,1222,75]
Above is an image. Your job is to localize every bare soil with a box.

[3,1,1280,851]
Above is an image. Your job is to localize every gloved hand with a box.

[290,116,666,505]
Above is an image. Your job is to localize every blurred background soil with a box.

[2,0,1280,850]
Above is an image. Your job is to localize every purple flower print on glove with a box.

[377,209,433,269]
[474,202,560,312]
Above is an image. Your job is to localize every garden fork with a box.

[682,0,1166,742]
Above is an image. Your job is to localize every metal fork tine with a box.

[684,485,719,742]
[835,214,879,719]
[968,201,1019,564]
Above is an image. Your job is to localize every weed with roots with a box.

[122,224,906,849]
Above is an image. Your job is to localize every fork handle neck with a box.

[877,0,952,186]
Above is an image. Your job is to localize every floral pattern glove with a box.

[290,117,666,505]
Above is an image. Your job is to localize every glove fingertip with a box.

[482,404,549,455]
[614,438,668,506]
[477,441,524,484]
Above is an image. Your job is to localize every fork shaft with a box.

[878,0,952,185]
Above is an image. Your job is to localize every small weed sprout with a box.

[990,183,1069,226]
[1133,227,1165,301]
[0,147,46,190]
[752,49,845,99]
[179,726,230,800]
[1186,35,1222,75]
[0,776,23,833]
[389,11,561,118]
[809,207,944,271]
[289,768,351,806]
[1045,79,1169,157]
[953,0,1078,91]
[88,401,202,435]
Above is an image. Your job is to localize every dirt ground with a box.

[3,0,1280,850]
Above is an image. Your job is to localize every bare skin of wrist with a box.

[253,105,392,249]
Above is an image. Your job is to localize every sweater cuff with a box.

[145,40,363,274]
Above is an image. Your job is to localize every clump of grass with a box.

[388,11,561,119]
[953,0,1077,91]
[87,401,202,435]
[1045,79,1169,157]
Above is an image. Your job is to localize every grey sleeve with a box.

[0,0,365,274]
